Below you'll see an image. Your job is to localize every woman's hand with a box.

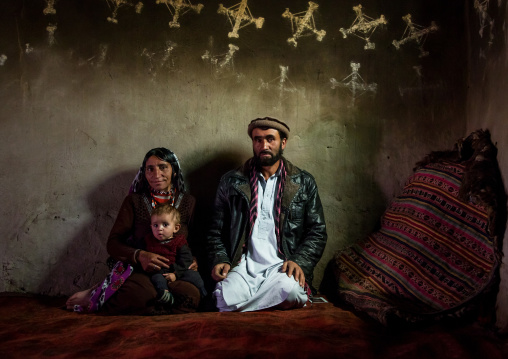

[189,257,198,271]
[137,250,170,272]
[163,273,177,283]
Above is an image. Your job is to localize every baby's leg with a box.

[158,290,174,304]
[151,272,173,304]
[179,270,207,297]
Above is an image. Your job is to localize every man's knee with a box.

[213,281,233,312]
[278,284,307,310]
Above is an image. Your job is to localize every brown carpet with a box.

[0,294,506,359]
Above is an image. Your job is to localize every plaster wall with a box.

[1,0,469,304]
[465,0,508,331]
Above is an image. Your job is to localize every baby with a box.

[147,203,206,304]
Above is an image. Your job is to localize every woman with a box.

[66,148,200,315]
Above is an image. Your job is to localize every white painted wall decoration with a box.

[282,1,326,47]
[330,61,377,107]
[339,4,387,50]
[259,65,302,110]
[75,44,109,67]
[399,65,423,97]
[217,0,264,39]
[25,44,34,54]
[397,65,444,97]
[46,23,57,46]
[474,0,494,46]
[141,41,177,77]
[201,43,243,80]
[392,14,438,57]
[92,44,109,68]
[43,1,58,49]
[43,0,57,16]
[156,0,204,28]
[105,0,143,24]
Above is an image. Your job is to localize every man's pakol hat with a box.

[247,117,290,139]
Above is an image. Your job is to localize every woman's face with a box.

[144,156,173,192]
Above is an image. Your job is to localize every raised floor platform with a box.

[0,293,507,358]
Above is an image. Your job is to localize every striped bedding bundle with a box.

[334,159,500,325]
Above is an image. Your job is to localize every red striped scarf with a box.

[150,187,175,208]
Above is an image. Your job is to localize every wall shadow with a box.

[185,150,246,291]
[37,170,135,296]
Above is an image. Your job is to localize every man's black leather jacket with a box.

[207,157,327,291]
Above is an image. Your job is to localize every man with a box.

[207,117,327,312]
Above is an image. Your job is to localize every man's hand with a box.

[282,260,305,287]
[212,263,231,282]
[138,250,170,272]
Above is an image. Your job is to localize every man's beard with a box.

[254,145,284,167]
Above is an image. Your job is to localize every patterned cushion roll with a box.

[334,161,499,325]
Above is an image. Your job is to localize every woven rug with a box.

[334,130,505,325]
[1,294,506,359]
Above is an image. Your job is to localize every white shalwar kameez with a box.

[214,171,307,312]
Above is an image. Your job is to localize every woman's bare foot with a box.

[66,288,93,310]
